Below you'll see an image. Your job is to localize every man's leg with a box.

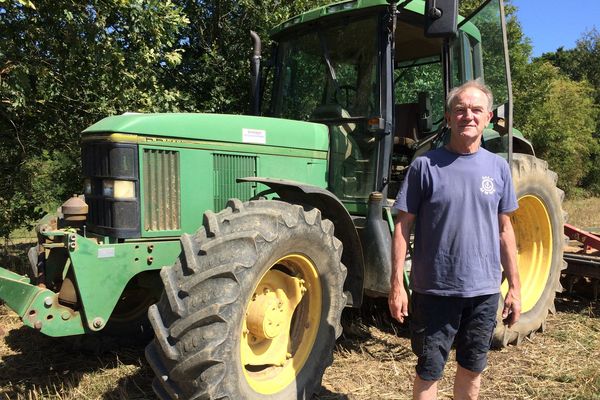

[453,365,481,400]
[410,293,461,400]
[454,293,500,400]
[414,375,438,400]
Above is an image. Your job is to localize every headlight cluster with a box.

[83,178,135,199]
[81,141,139,237]
[101,179,136,199]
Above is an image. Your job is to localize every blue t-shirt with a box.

[393,146,518,297]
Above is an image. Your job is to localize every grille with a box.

[213,153,256,211]
[143,149,180,231]
[82,142,139,238]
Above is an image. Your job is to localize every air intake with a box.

[213,153,256,211]
[143,149,180,231]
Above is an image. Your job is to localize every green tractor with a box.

[0,0,565,399]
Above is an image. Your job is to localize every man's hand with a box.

[498,213,521,328]
[390,210,415,324]
[389,284,409,323]
[502,287,521,327]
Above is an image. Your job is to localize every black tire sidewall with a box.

[224,206,344,399]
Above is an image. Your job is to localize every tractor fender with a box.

[482,127,535,156]
[238,177,364,307]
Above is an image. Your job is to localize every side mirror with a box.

[424,0,458,38]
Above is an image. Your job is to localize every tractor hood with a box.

[83,113,329,153]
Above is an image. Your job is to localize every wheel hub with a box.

[240,253,322,395]
[246,282,303,339]
[242,269,305,366]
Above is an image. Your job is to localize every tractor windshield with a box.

[271,16,379,120]
[271,15,381,203]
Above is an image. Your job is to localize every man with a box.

[388,80,521,400]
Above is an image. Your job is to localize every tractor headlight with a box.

[102,179,135,199]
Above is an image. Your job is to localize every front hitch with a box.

[0,267,85,336]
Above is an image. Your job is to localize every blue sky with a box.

[512,0,599,57]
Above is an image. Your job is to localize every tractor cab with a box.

[266,0,514,212]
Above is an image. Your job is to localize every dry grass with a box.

[321,297,600,400]
[1,295,598,400]
[564,197,600,230]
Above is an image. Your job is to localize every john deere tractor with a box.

[0,0,565,399]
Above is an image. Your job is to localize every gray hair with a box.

[446,79,494,112]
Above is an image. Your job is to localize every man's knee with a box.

[456,364,482,380]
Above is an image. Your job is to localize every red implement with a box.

[564,223,600,252]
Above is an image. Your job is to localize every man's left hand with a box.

[502,288,521,327]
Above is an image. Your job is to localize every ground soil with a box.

[0,291,598,400]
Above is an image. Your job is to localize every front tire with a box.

[493,154,566,346]
[145,199,346,399]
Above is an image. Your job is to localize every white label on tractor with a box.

[98,247,115,258]
[242,128,266,144]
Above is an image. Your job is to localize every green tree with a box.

[167,0,328,114]
[517,62,598,195]
[540,29,600,130]
[534,29,600,194]
[0,0,191,239]
[459,0,532,83]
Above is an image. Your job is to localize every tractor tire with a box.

[103,273,161,338]
[493,154,566,347]
[145,199,347,400]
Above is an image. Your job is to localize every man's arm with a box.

[389,210,416,323]
[499,212,521,327]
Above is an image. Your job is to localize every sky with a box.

[512,0,599,58]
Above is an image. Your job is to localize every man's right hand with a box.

[388,284,409,323]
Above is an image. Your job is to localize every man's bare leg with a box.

[453,365,482,400]
[413,375,438,400]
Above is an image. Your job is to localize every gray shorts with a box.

[409,292,499,381]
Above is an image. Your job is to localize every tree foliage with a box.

[533,29,600,195]
[516,62,598,194]
[0,0,191,238]
[539,29,600,130]
[167,0,328,113]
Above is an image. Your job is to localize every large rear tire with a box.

[493,154,566,346]
[145,199,346,399]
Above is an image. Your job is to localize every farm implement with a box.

[563,223,600,299]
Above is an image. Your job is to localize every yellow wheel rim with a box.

[240,254,322,395]
[503,195,553,313]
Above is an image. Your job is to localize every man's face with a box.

[446,87,493,141]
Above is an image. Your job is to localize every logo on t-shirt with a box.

[480,176,496,195]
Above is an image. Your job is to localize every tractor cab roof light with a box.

[327,0,357,14]
[282,16,302,29]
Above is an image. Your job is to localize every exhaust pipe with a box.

[250,31,262,116]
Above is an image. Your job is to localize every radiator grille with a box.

[143,149,180,231]
[213,153,256,211]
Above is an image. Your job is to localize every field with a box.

[0,198,599,399]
